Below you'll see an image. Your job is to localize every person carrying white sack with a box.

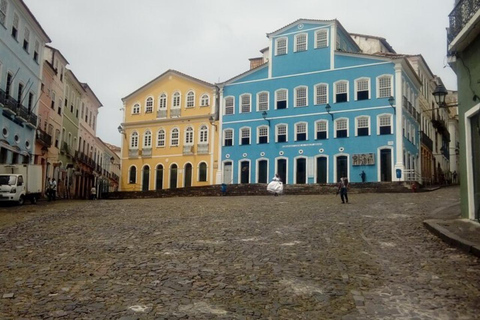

[267,173,283,196]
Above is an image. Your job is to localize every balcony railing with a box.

[36,129,52,147]
[170,108,181,118]
[448,0,480,45]
[142,147,152,157]
[157,109,167,118]
[197,143,209,154]
[420,131,433,151]
[128,148,139,158]
[183,145,193,155]
[0,89,37,127]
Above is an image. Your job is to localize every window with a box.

[224,129,233,146]
[356,116,370,136]
[258,126,268,144]
[171,128,179,146]
[240,94,251,113]
[295,122,307,141]
[159,93,167,109]
[199,162,207,182]
[186,91,195,108]
[0,0,6,27]
[276,37,287,55]
[173,92,181,108]
[276,89,287,109]
[240,127,250,145]
[378,75,392,98]
[200,94,209,107]
[132,104,140,114]
[185,127,193,145]
[276,124,287,143]
[51,92,56,110]
[145,97,153,113]
[295,33,307,52]
[54,129,60,148]
[335,81,348,103]
[6,72,12,96]
[129,166,137,184]
[315,29,328,48]
[225,96,234,115]
[316,120,327,139]
[199,125,208,143]
[33,41,39,63]
[295,86,307,107]
[11,13,18,40]
[144,130,152,147]
[23,27,30,52]
[355,78,369,100]
[130,132,139,148]
[157,129,165,147]
[335,119,348,138]
[315,83,328,105]
[257,92,269,111]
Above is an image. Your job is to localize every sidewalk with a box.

[424,201,480,258]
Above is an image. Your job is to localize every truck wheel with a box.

[18,195,25,206]
[30,196,37,204]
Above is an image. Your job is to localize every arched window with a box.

[129,166,137,184]
[172,92,181,108]
[316,120,328,140]
[240,94,251,113]
[132,103,140,114]
[315,83,328,105]
[257,126,269,144]
[130,132,139,148]
[186,91,195,108]
[144,130,152,147]
[171,128,179,146]
[199,125,208,143]
[145,97,153,113]
[200,94,209,107]
[159,93,167,109]
[257,92,269,111]
[224,129,233,146]
[157,129,165,147]
[295,122,307,141]
[199,162,207,181]
[224,96,234,115]
[185,127,194,145]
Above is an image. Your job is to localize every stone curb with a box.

[424,219,480,258]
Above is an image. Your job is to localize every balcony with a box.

[128,148,139,158]
[183,145,193,155]
[15,103,29,123]
[170,108,181,118]
[197,143,209,154]
[142,147,152,157]
[420,131,433,151]
[36,129,52,147]
[61,141,70,154]
[0,90,18,116]
[448,0,480,45]
[157,109,167,118]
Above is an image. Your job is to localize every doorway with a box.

[170,164,178,189]
[223,161,232,184]
[184,163,192,187]
[258,160,268,183]
[316,157,327,183]
[240,161,249,184]
[380,149,392,182]
[142,166,149,191]
[336,156,348,182]
[296,158,306,184]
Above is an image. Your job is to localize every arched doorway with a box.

[184,163,192,187]
[142,165,150,191]
[170,164,178,189]
[155,164,163,190]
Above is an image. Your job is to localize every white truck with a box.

[0,164,43,205]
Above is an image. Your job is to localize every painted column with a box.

[448,118,458,173]
[394,63,405,181]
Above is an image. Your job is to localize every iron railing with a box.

[448,0,480,45]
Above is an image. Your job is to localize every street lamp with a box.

[208,115,217,131]
[432,84,448,108]
[325,104,333,120]
[261,110,270,125]
[388,96,396,113]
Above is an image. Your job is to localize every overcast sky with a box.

[23,0,457,147]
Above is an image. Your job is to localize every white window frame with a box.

[295,122,308,141]
[157,129,165,147]
[186,91,195,108]
[132,103,140,114]
[377,75,393,98]
[275,89,288,109]
[354,78,370,101]
[275,123,288,143]
[257,91,269,112]
[172,91,181,108]
[224,96,235,115]
[145,97,154,113]
[0,0,7,27]
[355,116,370,136]
[294,33,308,52]
[334,118,349,138]
[185,126,194,145]
[130,131,139,149]
[314,83,328,105]
[334,80,349,103]
[240,94,251,113]
[200,94,209,107]
[199,125,208,143]
[144,130,152,147]
[294,86,308,107]
[275,37,288,55]
[198,162,208,182]
[159,93,167,110]
[315,120,328,139]
[170,128,179,146]
[240,127,251,145]
[223,128,234,146]
[257,125,269,144]
[315,29,328,48]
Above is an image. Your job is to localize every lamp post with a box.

[388,96,396,113]
[261,110,270,125]
[432,84,448,108]
[325,104,333,120]
[208,115,217,131]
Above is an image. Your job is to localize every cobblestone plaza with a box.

[1,187,479,319]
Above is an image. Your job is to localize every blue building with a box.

[219,19,422,185]
[0,0,50,164]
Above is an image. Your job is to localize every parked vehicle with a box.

[0,165,42,205]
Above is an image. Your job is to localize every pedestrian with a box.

[452,171,457,184]
[51,178,57,201]
[90,186,97,200]
[267,173,283,196]
[337,176,349,204]
[46,177,52,201]
[220,183,227,196]
[360,171,366,183]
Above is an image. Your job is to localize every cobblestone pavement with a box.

[1,186,479,319]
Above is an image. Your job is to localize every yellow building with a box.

[119,70,219,191]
